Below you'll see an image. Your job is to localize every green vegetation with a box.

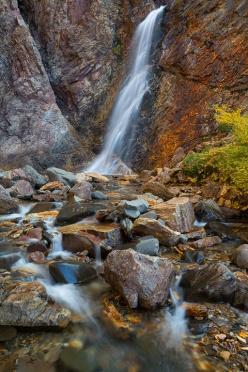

[112,44,122,57]
[182,106,248,198]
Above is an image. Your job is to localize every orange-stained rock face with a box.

[130,0,248,170]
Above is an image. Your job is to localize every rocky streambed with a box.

[0,166,248,371]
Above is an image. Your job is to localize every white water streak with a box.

[87,7,165,175]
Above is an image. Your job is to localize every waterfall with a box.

[87,6,165,175]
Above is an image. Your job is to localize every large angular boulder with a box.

[46,167,76,187]
[0,273,70,327]
[0,186,18,215]
[142,181,174,201]
[205,221,236,240]
[23,165,47,188]
[49,261,97,284]
[9,180,34,200]
[132,218,181,247]
[1,169,30,188]
[117,199,149,219]
[100,249,173,310]
[151,197,195,233]
[194,200,225,222]
[180,263,237,302]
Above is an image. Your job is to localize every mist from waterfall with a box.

[87,6,165,175]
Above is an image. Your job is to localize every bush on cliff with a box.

[182,107,248,197]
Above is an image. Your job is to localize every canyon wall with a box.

[0,0,247,171]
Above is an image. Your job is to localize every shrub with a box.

[182,107,248,198]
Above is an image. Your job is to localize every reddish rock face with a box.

[0,0,81,170]
[130,0,248,170]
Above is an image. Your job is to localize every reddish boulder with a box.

[132,218,181,247]
[189,236,222,249]
[101,249,173,310]
[29,251,46,264]
[27,242,48,253]
[9,180,34,200]
[68,181,92,201]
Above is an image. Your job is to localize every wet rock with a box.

[194,200,225,222]
[69,181,92,201]
[0,188,18,215]
[117,199,149,219]
[185,227,206,240]
[92,191,108,200]
[205,221,236,240]
[46,167,76,187]
[101,249,173,310]
[11,267,37,282]
[189,236,222,249]
[151,197,195,233]
[232,284,248,311]
[9,180,34,200]
[143,181,174,201]
[59,346,97,372]
[0,274,71,327]
[27,242,48,253]
[29,202,59,214]
[49,261,97,284]
[18,227,43,242]
[141,211,157,220]
[83,173,109,183]
[62,230,112,258]
[33,192,61,203]
[231,244,248,269]
[0,253,22,270]
[132,218,181,247]
[120,218,133,241]
[180,263,237,302]
[1,169,30,189]
[220,206,241,220]
[55,202,103,226]
[60,222,124,247]
[182,249,204,264]
[40,181,66,192]
[29,251,46,264]
[0,326,17,341]
[116,236,159,256]
[23,165,47,188]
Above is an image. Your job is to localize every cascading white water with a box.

[87,6,165,175]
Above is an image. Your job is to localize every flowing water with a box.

[87,6,165,175]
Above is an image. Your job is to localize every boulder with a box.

[120,218,133,241]
[23,165,47,188]
[46,167,76,187]
[205,221,236,240]
[29,251,46,264]
[132,218,181,247]
[0,254,22,270]
[29,202,59,214]
[189,236,222,249]
[91,191,108,200]
[27,242,48,253]
[185,227,206,240]
[100,249,173,310]
[69,181,92,201]
[60,222,124,247]
[116,236,159,256]
[157,168,171,184]
[40,181,66,192]
[141,211,157,220]
[49,261,97,284]
[194,200,225,222]
[55,201,103,226]
[117,199,149,219]
[220,207,241,220]
[232,284,248,311]
[231,244,248,269]
[180,263,237,302]
[82,173,109,183]
[142,181,174,201]
[151,197,195,233]
[9,180,34,200]
[1,169,30,188]
[0,187,18,215]
[62,231,112,258]
[0,274,70,327]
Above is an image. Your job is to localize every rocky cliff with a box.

[0,0,247,171]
